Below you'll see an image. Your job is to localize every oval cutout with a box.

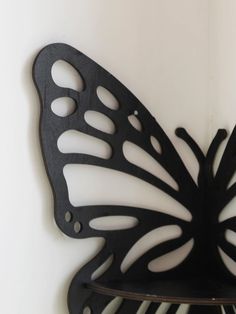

[97,86,119,110]
[89,216,138,231]
[150,136,162,154]
[123,141,179,191]
[51,97,76,117]
[51,60,84,91]
[84,110,116,134]
[121,225,182,273]
[58,130,112,159]
[74,221,81,233]
[148,238,194,272]
[65,211,73,223]
[91,255,114,280]
[128,115,142,131]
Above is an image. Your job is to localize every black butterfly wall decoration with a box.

[33,43,236,314]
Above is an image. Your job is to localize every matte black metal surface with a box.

[33,43,236,313]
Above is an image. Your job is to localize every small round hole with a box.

[134,110,138,116]
[65,211,73,223]
[51,97,76,117]
[74,221,81,233]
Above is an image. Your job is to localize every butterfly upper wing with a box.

[33,44,198,203]
[32,43,204,281]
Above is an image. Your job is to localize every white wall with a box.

[0,1,235,313]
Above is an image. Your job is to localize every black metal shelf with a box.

[88,278,236,305]
[33,43,236,314]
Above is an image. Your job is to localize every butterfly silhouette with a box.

[33,43,236,314]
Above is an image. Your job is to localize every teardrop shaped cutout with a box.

[150,136,162,154]
[51,60,84,91]
[97,86,119,110]
[84,110,116,134]
[128,115,142,131]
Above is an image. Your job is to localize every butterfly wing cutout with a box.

[33,43,236,282]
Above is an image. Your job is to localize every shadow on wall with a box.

[22,48,71,314]
[22,47,107,314]
[24,49,54,232]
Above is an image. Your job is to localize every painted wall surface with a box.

[0,0,236,313]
